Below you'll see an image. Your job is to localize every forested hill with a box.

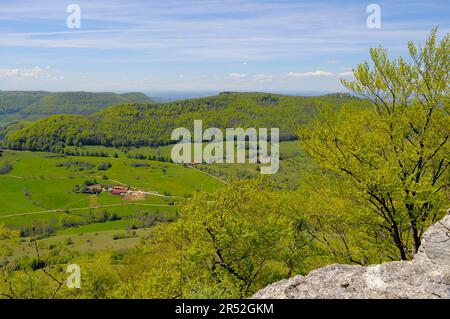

[0,91,153,125]
[3,92,365,151]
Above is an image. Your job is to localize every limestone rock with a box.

[253,212,450,299]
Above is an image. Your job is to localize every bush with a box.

[0,161,13,175]
[131,162,150,168]
[112,233,126,240]
[98,162,112,171]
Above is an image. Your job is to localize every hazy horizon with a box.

[0,88,345,101]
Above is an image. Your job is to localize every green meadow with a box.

[0,141,309,258]
[0,149,223,228]
[62,140,312,189]
[0,141,308,228]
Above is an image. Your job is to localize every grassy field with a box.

[189,140,315,189]
[57,219,138,235]
[0,141,311,259]
[60,141,313,189]
[5,227,154,260]
[0,141,310,226]
[0,149,223,229]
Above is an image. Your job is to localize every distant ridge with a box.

[2,92,366,150]
[0,91,153,125]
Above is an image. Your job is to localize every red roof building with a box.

[111,186,129,195]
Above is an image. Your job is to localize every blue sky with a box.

[0,0,448,93]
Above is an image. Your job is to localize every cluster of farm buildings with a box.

[84,184,130,195]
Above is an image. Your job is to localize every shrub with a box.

[98,162,112,171]
[0,161,13,175]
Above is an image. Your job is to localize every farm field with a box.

[51,140,313,189]
[0,141,310,232]
[0,141,310,260]
[0,149,224,230]
[192,140,315,190]
[5,226,154,260]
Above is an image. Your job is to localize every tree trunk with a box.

[391,223,408,260]
[411,224,421,254]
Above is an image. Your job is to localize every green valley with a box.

[3,92,366,150]
[0,0,448,303]
[0,148,222,240]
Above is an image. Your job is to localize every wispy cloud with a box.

[228,73,247,79]
[1,0,447,61]
[0,0,447,91]
[287,70,335,78]
[326,59,341,65]
[0,67,43,78]
[252,74,273,83]
[338,71,354,77]
[286,70,355,80]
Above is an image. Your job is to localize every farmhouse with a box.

[111,186,129,195]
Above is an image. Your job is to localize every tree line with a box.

[3,93,364,151]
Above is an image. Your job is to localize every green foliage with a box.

[0,161,12,175]
[0,121,32,141]
[0,224,20,240]
[0,224,20,266]
[135,179,314,298]
[1,30,448,300]
[57,214,83,229]
[4,92,362,150]
[0,91,152,126]
[56,160,95,171]
[97,162,112,171]
[0,91,47,115]
[299,29,449,260]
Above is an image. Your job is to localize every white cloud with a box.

[0,0,447,91]
[228,72,246,79]
[252,74,273,83]
[0,66,43,78]
[285,70,354,79]
[179,74,185,79]
[286,70,335,78]
[338,71,354,77]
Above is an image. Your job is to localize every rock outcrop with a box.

[254,211,450,299]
